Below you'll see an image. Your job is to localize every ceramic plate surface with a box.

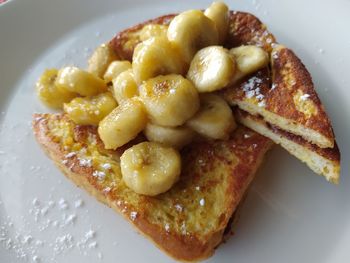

[0,0,350,262]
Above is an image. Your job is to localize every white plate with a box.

[1,0,350,262]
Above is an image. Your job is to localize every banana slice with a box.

[64,92,117,126]
[187,94,236,140]
[167,10,219,64]
[120,142,181,196]
[88,43,119,78]
[103,60,132,83]
[55,66,107,96]
[230,45,269,82]
[144,123,195,149]
[204,1,229,44]
[139,24,168,42]
[112,69,139,104]
[98,98,147,149]
[187,46,236,92]
[139,74,200,127]
[36,69,77,109]
[132,37,184,84]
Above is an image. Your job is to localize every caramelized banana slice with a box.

[112,69,139,104]
[120,142,181,196]
[103,60,132,83]
[167,10,219,64]
[56,66,107,96]
[139,74,199,127]
[187,46,236,92]
[132,37,184,84]
[36,69,76,109]
[204,1,229,44]
[144,123,195,149]
[230,45,269,82]
[63,92,117,126]
[98,98,147,149]
[187,94,236,140]
[139,24,168,42]
[88,43,118,78]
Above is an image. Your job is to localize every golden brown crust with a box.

[220,67,271,103]
[32,113,272,261]
[225,11,276,53]
[109,14,175,61]
[268,46,334,147]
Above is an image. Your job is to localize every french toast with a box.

[32,4,341,262]
[33,113,272,261]
[235,109,340,183]
[110,11,340,181]
[222,45,335,149]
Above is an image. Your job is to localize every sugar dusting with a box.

[242,76,266,107]
[0,196,104,261]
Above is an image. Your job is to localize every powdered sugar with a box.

[242,76,266,107]
[174,204,183,212]
[300,93,310,101]
[100,163,112,170]
[64,152,76,158]
[0,197,103,261]
[74,199,84,208]
[78,158,92,167]
[92,170,106,180]
[130,211,138,221]
[164,223,170,232]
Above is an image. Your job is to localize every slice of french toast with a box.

[222,45,335,149]
[33,113,272,261]
[235,109,340,183]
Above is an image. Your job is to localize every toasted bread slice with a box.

[222,45,335,149]
[32,114,272,261]
[235,109,340,183]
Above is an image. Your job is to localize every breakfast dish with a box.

[221,46,340,183]
[32,1,341,261]
[33,114,272,261]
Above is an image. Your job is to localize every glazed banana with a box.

[167,10,219,64]
[55,66,107,96]
[112,69,139,104]
[139,74,200,127]
[204,1,229,44]
[144,123,195,149]
[36,69,76,109]
[187,46,236,92]
[120,142,181,196]
[88,43,119,78]
[98,98,147,149]
[103,60,132,83]
[139,24,168,42]
[187,94,236,140]
[63,92,117,126]
[132,37,184,84]
[230,45,269,82]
